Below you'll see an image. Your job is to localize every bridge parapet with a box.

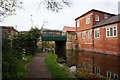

[41,30,67,41]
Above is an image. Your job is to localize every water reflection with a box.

[64,51,120,79]
[65,50,78,67]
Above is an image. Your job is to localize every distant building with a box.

[63,26,77,50]
[75,9,120,55]
[1,26,18,39]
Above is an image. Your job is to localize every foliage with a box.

[0,0,71,21]
[76,68,106,79]
[12,27,41,54]
[2,38,20,79]
[2,37,39,79]
[45,52,73,80]
[0,0,23,21]
[39,0,71,12]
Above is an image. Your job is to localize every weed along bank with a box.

[75,9,120,79]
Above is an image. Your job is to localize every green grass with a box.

[16,54,33,79]
[45,52,73,80]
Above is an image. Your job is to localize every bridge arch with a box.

[41,29,67,55]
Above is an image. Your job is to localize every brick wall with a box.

[76,10,118,55]
[118,22,120,55]
[94,23,119,55]
[76,13,93,31]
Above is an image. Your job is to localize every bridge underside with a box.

[55,41,66,58]
[42,36,66,57]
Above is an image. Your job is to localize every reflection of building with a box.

[77,51,119,79]
[75,9,120,55]
[63,26,77,50]
[1,26,18,39]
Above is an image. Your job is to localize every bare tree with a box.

[0,0,71,21]
[0,0,23,21]
[39,0,71,12]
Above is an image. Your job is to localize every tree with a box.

[12,27,41,54]
[0,0,71,21]
[0,0,23,21]
[2,35,20,79]
[39,0,71,12]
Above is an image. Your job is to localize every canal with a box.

[56,50,120,79]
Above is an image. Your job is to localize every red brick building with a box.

[75,9,120,55]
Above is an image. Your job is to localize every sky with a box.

[0,0,119,31]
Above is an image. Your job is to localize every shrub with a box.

[2,39,21,79]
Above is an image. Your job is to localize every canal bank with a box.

[45,52,74,79]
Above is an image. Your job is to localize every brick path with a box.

[26,52,51,79]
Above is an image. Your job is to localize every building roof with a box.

[1,26,18,32]
[75,9,116,20]
[63,26,76,32]
[93,15,120,28]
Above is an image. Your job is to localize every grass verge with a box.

[45,52,73,80]
[16,54,32,79]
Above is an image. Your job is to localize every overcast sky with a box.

[0,0,119,31]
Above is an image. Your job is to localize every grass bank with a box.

[45,52,73,80]
[16,54,32,79]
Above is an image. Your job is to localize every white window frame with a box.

[88,30,92,38]
[107,71,119,79]
[94,67,100,74]
[114,74,119,79]
[106,26,117,38]
[86,16,90,24]
[95,15,99,21]
[94,29,100,38]
[82,31,86,39]
[107,71,111,78]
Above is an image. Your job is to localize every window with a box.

[114,74,119,79]
[107,71,119,79]
[104,14,108,19]
[88,30,92,38]
[94,67,100,74]
[95,15,99,21]
[107,71,111,78]
[94,29,100,38]
[77,21,79,27]
[86,16,90,24]
[106,26,117,37]
[82,31,86,39]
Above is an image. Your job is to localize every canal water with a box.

[56,50,120,79]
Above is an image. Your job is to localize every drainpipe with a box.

[75,21,78,50]
[92,28,95,73]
